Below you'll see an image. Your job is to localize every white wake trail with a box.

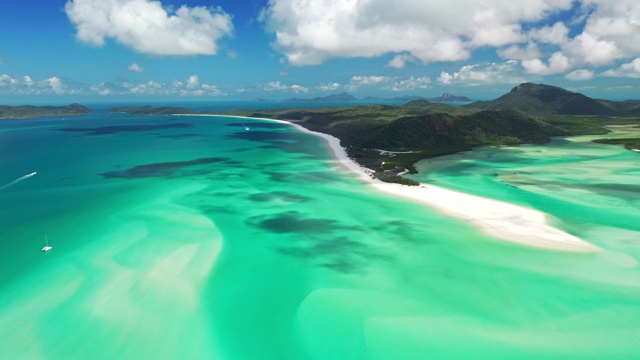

[0,172,37,191]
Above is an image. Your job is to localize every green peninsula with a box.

[0,103,92,119]
[109,83,640,185]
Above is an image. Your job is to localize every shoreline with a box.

[182,114,599,252]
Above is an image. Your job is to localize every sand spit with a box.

[180,114,599,252]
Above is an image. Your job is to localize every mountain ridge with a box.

[465,82,640,116]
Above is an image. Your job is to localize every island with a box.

[0,103,92,119]
[109,83,640,185]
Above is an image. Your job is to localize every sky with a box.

[2,0,640,103]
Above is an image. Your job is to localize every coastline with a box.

[182,114,599,252]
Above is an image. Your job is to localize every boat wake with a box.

[0,172,37,191]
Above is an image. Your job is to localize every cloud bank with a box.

[65,0,233,56]
[261,0,640,76]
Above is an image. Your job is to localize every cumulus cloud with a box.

[387,54,416,69]
[438,61,527,85]
[602,58,640,78]
[120,75,225,96]
[386,76,431,92]
[565,69,595,80]
[0,74,77,95]
[528,22,569,44]
[90,82,112,95]
[290,84,309,93]
[65,0,233,56]
[263,80,309,93]
[345,76,390,91]
[46,77,65,95]
[186,75,200,89]
[317,82,341,92]
[498,43,541,61]
[521,52,571,75]
[261,0,572,66]
[261,0,640,78]
[264,81,289,91]
[0,74,18,87]
[128,63,144,73]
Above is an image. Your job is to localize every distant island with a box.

[107,83,639,185]
[283,92,471,103]
[0,103,92,119]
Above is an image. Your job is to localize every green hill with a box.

[465,83,616,115]
[0,103,92,119]
[360,109,567,150]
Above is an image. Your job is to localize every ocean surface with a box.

[0,109,638,359]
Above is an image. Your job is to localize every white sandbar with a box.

[182,114,599,252]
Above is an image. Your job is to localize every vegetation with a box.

[464,82,640,116]
[109,82,640,185]
[592,138,640,150]
[0,103,92,119]
[536,115,640,135]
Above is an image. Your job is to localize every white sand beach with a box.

[184,114,599,252]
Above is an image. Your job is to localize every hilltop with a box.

[0,103,92,119]
[465,83,640,116]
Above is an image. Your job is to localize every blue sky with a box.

[1,0,640,103]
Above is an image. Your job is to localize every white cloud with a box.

[528,21,569,44]
[345,76,390,91]
[385,76,431,92]
[261,0,572,66]
[65,0,233,56]
[521,52,571,75]
[124,80,164,94]
[498,43,541,61]
[0,74,18,87]
[120,76,225,96]
[186,75,199,89]
[387,54,416,69]
[317,82,341,92]
[23,76,34,86]
[201,84,224,96]
[128,63,144,73]
[46,77,65,95]
[90,82,112,95]
[565,69,595,80]
[0,74,78,95]
[438,61,526,85]
[602,58,640,78]
[262,81,310,93]
[264,81,289,91]
[260,0,640,80]
[290,84,309,93]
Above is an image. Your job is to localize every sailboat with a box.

[42,236,53,252]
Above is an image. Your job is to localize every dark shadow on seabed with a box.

[58,122,194,135]
[100,157,229,179]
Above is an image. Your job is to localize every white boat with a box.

[42,236,53,252]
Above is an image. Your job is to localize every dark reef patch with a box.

[100,157,227,179]
[250,211,361,234]
[59,123,193,136]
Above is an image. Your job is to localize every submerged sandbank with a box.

[181,114,599,252]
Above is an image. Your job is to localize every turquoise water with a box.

[1,113,638,359]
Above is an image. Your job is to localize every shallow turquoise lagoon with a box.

[1,114,638,359]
